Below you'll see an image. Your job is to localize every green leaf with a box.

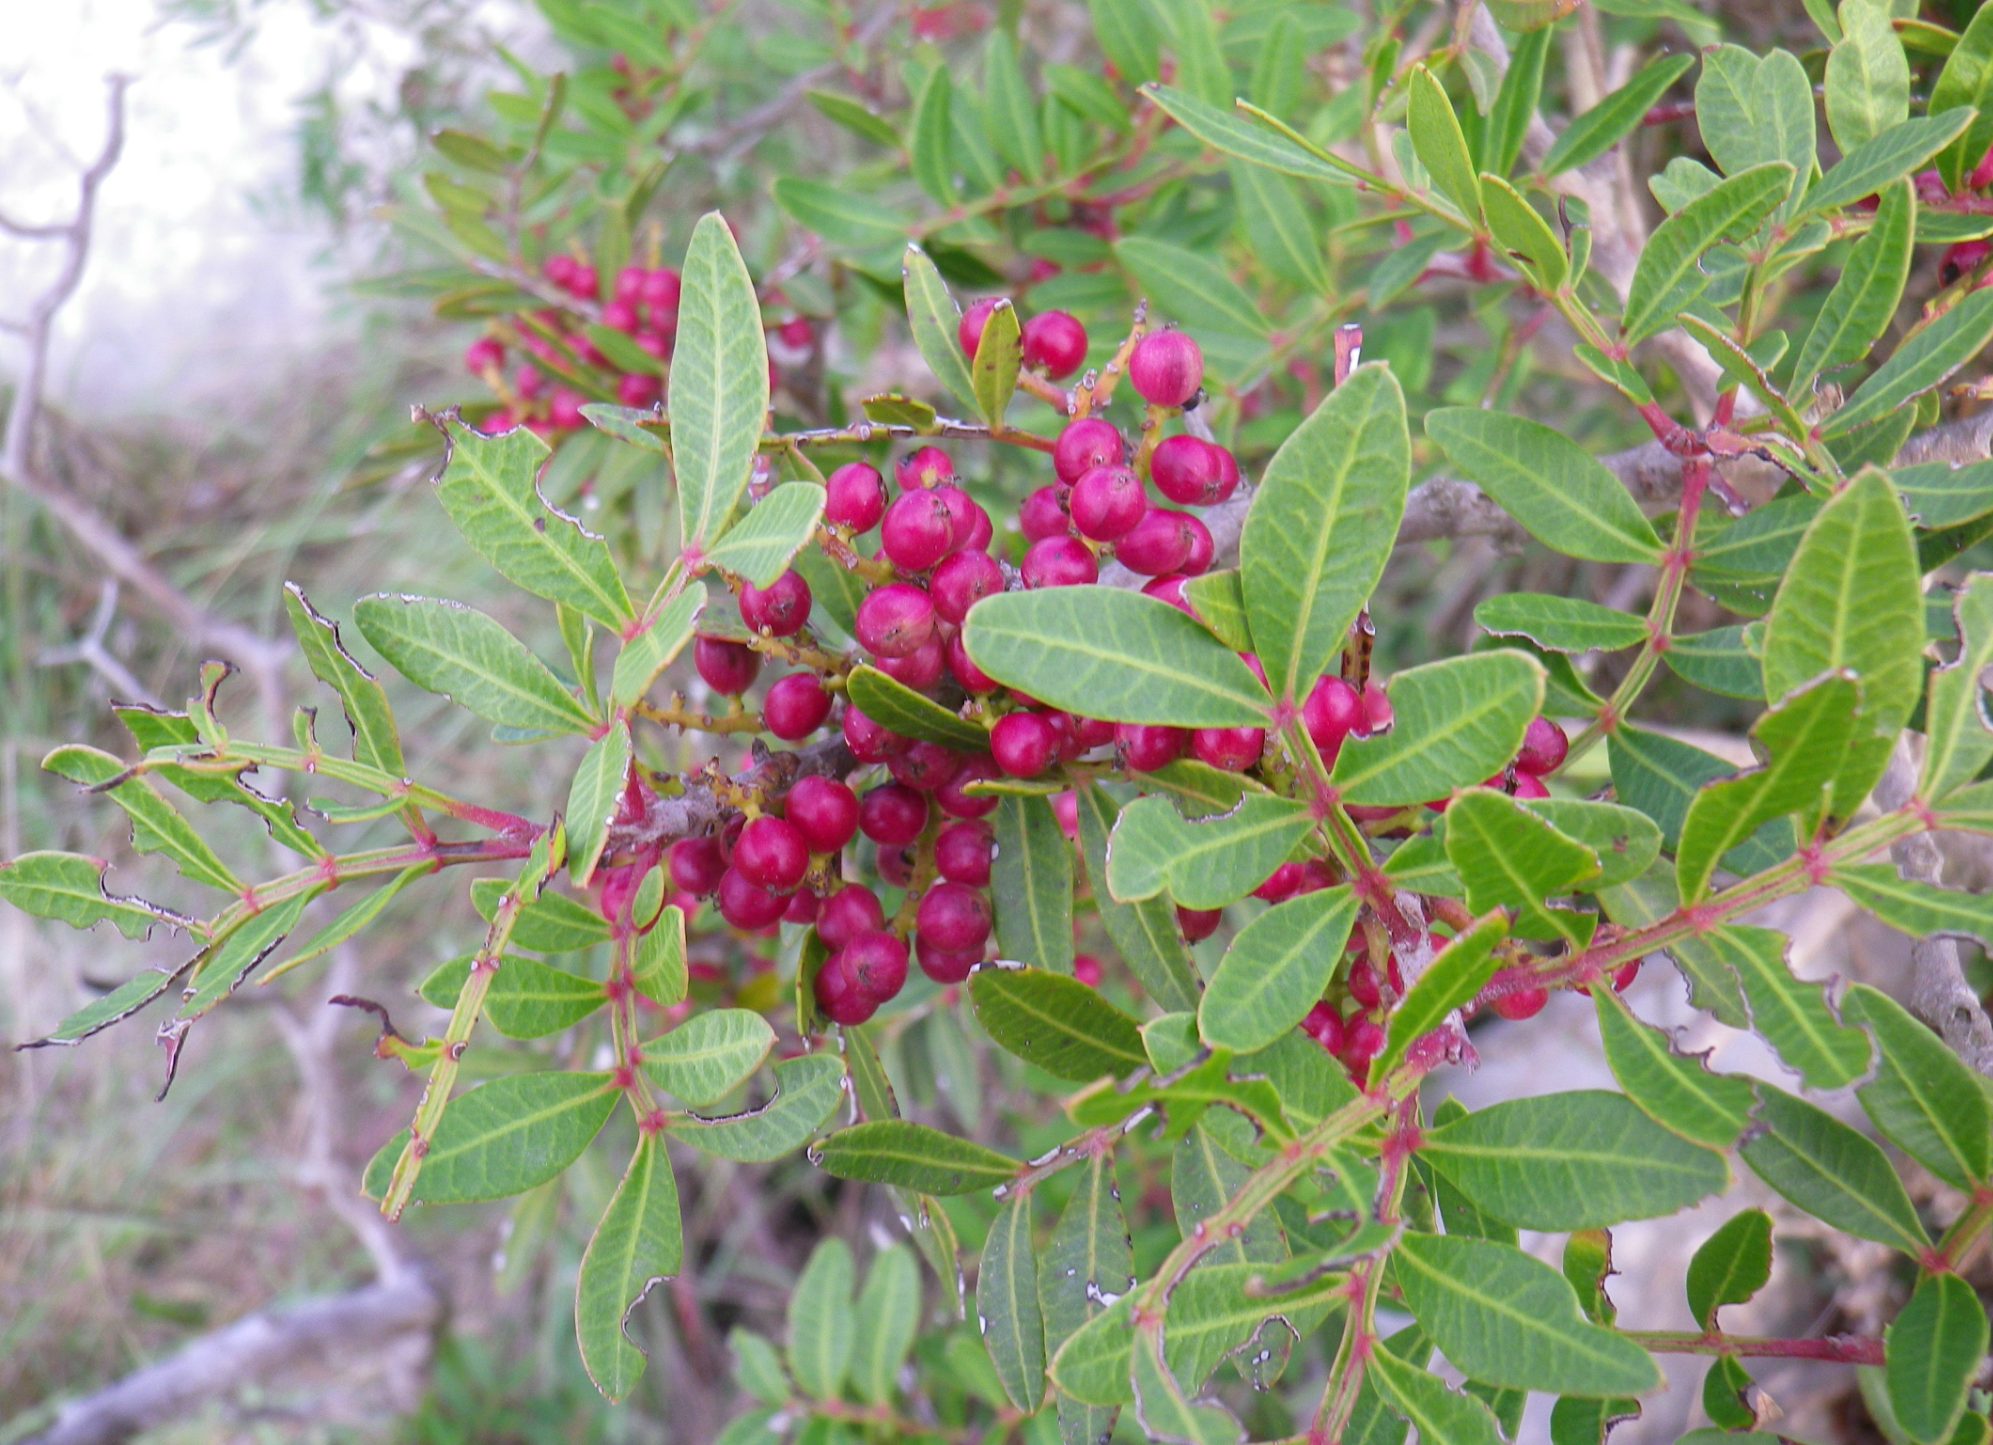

[1130,1329,1242,1445]
[0,851,188,942]
[1833,863,1993,950]
[564,722,631,887]
[1741,1084,1929,1253]
[1593,987,1755,1150]
[1331,651,1546,807]
[1663,625,1766,700]
[1677,674,1860,902]
[1900,463,1993,530]
[980,1193,1046,1410]
[1826,0,1910,154]
[850,1247,919,1404]
[1931,4,1993,193]
[177,890,317,1021]
[909,70,956,204]
[1761,469,1923,815]
[969,298,1021,426]
[772,178,902,250]
[970,968,1146,1081]
[904,245,979,415]
[1686,1208,1774,1329]
[43,746,241,894]
[671,213,770,552]
[355,595,595,735]
[471,876,610,953]
[676,1052,845,1162]
[1828,288,1993,437]
[611,587,704,711]
[732,1328,789,1406]
[1523,800,1661,888]
[1241,366,1410,701]
[701,484,826,589]
[1480,175,1569,291]
[807,87,899,147]
[1483,28,1550,177]
[1695,46,1813,199]
[845,665,990,751]
[1377,912,1508,1077]
[269,865,429,983]
[1367,1342,1505,1445]
[640,1008,775,1106]
[1234,163,1332,295]
[1425,409,1665,564]
[1105,791,1313,909]
[1116,236,1272,342]
[1542,55,1696,176]
[992,795,1075,974]
[1673,923,1873,1088]
[1609,729,1783,875]
[1620,163,1792,343]
[362,1072,618,1204]
[1445,790,1599,944]
[1039,1151,1133,1444]
[1805,110,1970,217]
[965,588,1270,727]
[1199,886,1359,1053]
[429,413,632,628]
[1791,181,1914,390]
[1073,785,1200,1013]
[814,1120,1020,1195]
[1141,84,1350,184]
[1393,1233,1662,1397]
[1408,67,1482,222]
[1421,1090,1729,1229]
[285,584,406,776]
[1845,984,1993,1190]
[983,31,1043,181]
[1923,574,1993,801]
[576,1135,682,1402]
[119,706,324,859]
[789,1238,856,1400]
[1174,1120,1285,1265]
[1887,1274,1988,1444]
[419,953,605,1040]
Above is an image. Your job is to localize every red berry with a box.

[1070,464,1150,542]
[878,633,947,691]
[931,484,983,554]
[1254,861,1307,903]
[936,821,994,886]
[1340,1017,1386,1076]
[1347,958,1382,1010]
[935,754,1001,819]
[1941,240,1991,288]
[1181,514,1216,575]
[1019,486,1071,542]
[1145,574,1194,614]
[847,930,911,1004]
[1517,716,1569,776]
[856,582,936,658]
[668,836,727,897]
[1191,725,1265,773]
[826,462,887,533]
[931,549,1004,624]
[1359,681,1393,736]
[1303,676,1362,763]
[882,490,956,572]
[889,740,962,793]
[695,635,761,695]
[1021,535,1099,588]
[992,712,1059,777]
[1303,1000,1346,1053]
[875,841,916,887]
[1491,986,1548,1021]
[947,632,999,693]
[1128,330,1204,408]
[959,297,1002,357]
[859,782,929,845]
[1511,771,1550,800]
[1149,435,1229,506]
[1073,953,1104,988]
[1612,960,1641,992]
[895,445,954,492]
[784,889,821,924]
[844,704,911,762]
[917,935,979,984]
[718,867,787,929]
[1116,723,1185,772]
[814,950,877,1026]
[786,776,859,854]
[778,316,814,348]
[1177,905,1222,942]
[464,336,505,374]
[617,372,662,408]
[957,499,995,552]
[1022,311,1087,378]
[765,673,832,740]
[1113,508,1196,576]
[740,570,812,636]
[734,816,810,892]
[819,884,886,951]
[1053,418,1125,484]
[916,880,991,953]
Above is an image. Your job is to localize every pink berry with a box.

[948,632,999,693]
[604,300,641,333]
[1073,954,1104,988]
[916,881,991,953]
[1113,508,1195,576]
[882,491,956,572]
[786,776,859,854]
[464,336,505,374]
[856,582,936,658]
[739,570,812,636]
[814,950,877,1026]
[960,297,1001,357]
[1254,862,1307,903]
[1347,959,1382,1011]
[1303,1000,1346,1054]
[614,265,647,304]
[1613,960,1642,992]
[877,633,946,691]
[957,500,995,552]
[784,890,821,925]
[642,267,682,318]
[695,636,761,695]
[734,816,810,892]
[1020,486,1071,542]
[844,704,910,762]
[1192,725,1265,773]
[718,868,787,929]
[1303,676,1362,763]
[931,549,1004,624]
[896,445,954,492]
[1128,330,1205,408]
[859,782,929,845]
[1022,311,1087,378]
[548,389,586,429]
[1491,986,1548,1021]
[847,930,911,1004]
[936,821,994,886]
[1054,418,1126,484]
[1360,681,1393,736]
[992,712,1058,777]
[1144,575,1193,614]
[875,841,916,888]
[1517,716,1569,776]
[1511,771,1550,800]
[668,836,727,897]
[1341,1016,1386,1068]
[917,936,979,984]
[1070,465,1150,542]
[931,484,983,553]
[1021,535,1099,588]
[617,372,662,408]
[819,884,886,951]
[1177,905,1222,942]
[888,740,961,793]
[1116,723,1185,772]
[1149,435,1229,506]
[935,754,1001,819]
[764,673,832,740]
[1181,514,1216,575]
[826,462,887,533]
